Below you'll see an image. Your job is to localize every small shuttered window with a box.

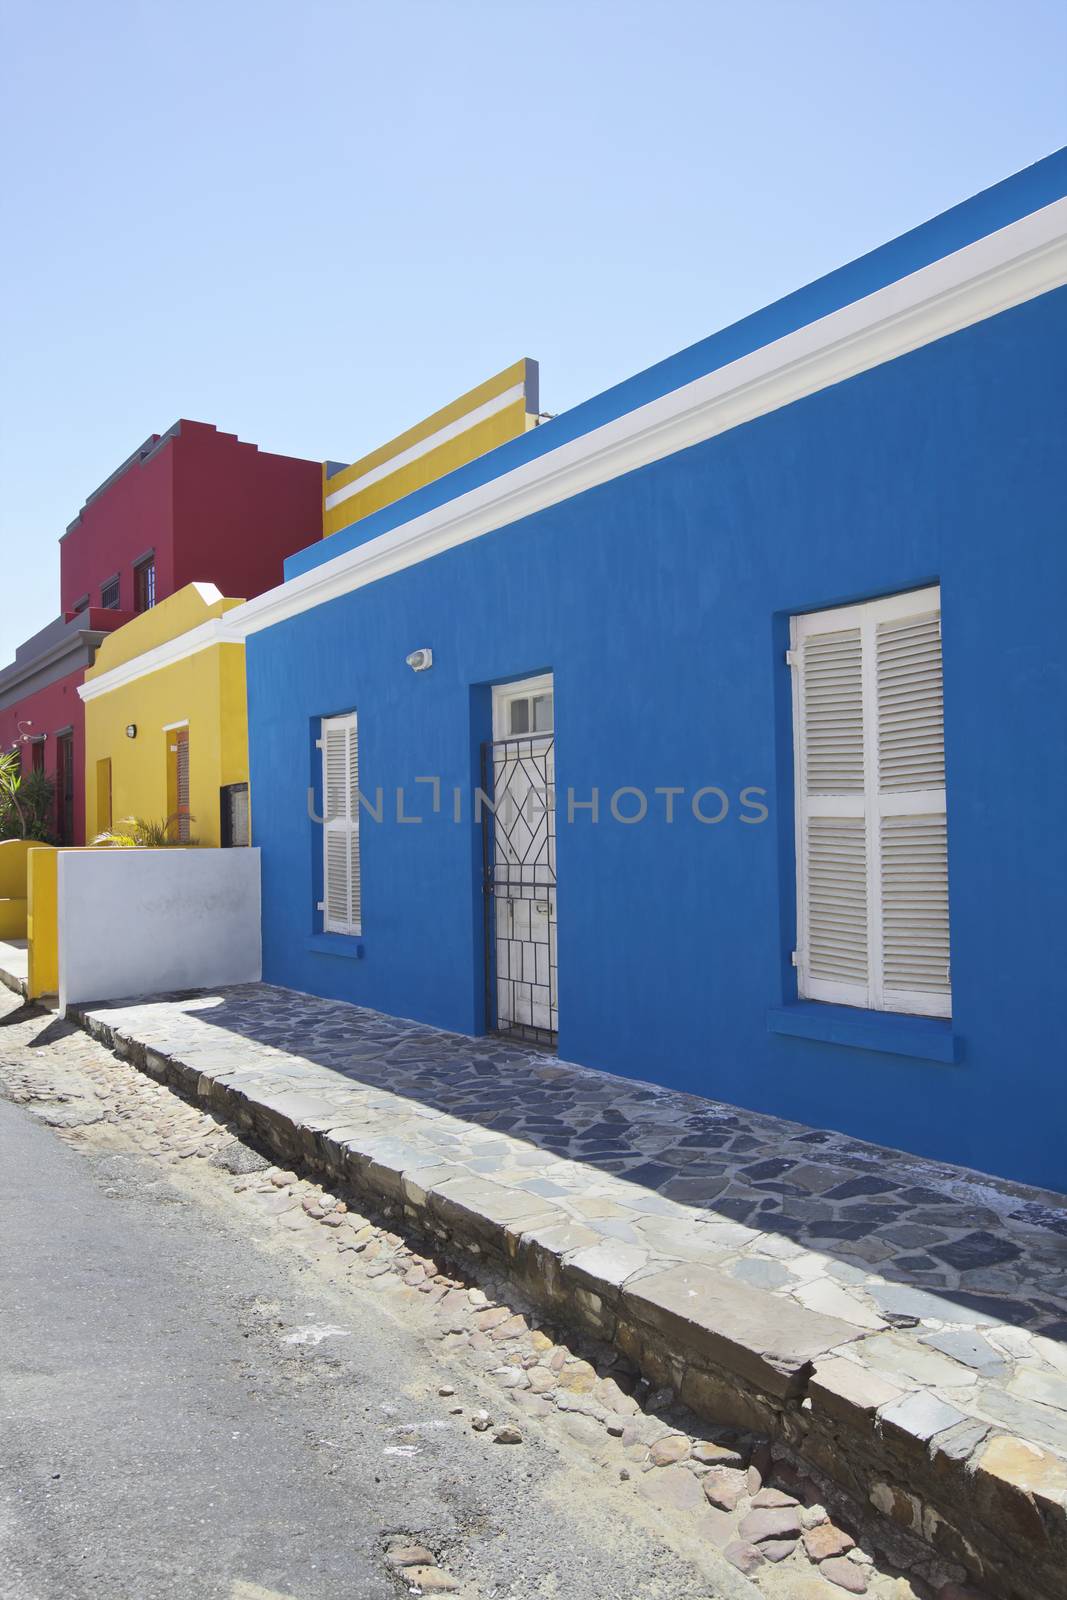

[791,586,950,1018]
[174,729,191,843]
[318,713,361,935]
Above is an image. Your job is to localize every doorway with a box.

[55,732,74,844]
[166,726,191,842]
[482,675,557,1047]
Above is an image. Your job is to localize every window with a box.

[791,586,950,1018]
[220,782,250,847]
[318,713,361,935]
[499,683,554,737]
[100,576,120,609]
[134,556,156,612]
[30,739,45,774]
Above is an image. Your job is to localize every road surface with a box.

[0,1027,727,1600]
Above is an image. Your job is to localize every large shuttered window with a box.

[790,586,950,1018]
[318,713,361,935]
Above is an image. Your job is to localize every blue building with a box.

[234,151,1067,1193]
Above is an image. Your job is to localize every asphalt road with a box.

[0,1090,722,1600]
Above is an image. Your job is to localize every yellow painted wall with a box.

[88,581,244,675]
[82,584,249,849]
[26,846,58,998]
[0,838,40,899]
[84,642,248,847]
[0,838,54,939]
[323,358,539,538]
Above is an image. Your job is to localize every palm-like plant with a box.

[16,769,56,841]
[93,814,197,848]
[0,750,28,838]
[0,754,57,842]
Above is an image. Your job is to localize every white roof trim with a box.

[77,617,239,702]
[141,196,1067,659]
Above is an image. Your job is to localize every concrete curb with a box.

[0,963,26,1000]
[71,999,1065,1600]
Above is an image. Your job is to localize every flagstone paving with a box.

[74,979,1067,1480]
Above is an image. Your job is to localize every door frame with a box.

[482,672,557,1047]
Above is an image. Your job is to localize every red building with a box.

[0,421,320,842]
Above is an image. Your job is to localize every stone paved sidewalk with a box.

[57,980,1067,1595]
[75,984,1067,1430]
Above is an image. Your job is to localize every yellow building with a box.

[322,358,541,539]
[79,583,249,848]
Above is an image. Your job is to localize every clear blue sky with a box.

[2,0,1065,661]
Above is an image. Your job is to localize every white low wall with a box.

[58,848,261,1013]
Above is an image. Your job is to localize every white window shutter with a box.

[347,717,361,931]
[793,624,870,1008]
[875,607,950,1015]
[793,587,950,1019]
[321,713,361,935]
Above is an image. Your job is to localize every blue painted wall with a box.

[248,285,1067,1194]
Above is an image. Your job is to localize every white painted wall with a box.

[58,848,261,1012]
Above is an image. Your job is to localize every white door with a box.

[489,674,557,1044]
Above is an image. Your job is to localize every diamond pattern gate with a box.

[481,731,557,1047]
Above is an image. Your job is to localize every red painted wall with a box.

[170,423,322,600]
[0,668,86,844]
[10,420,320,846]
[61,436,177,616]
[60,421,320,618]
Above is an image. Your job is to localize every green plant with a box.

[0,752,55,841]
[93,814,197,848]
[0,750,26,839]
[17,769,57,842]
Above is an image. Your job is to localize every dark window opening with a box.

[220,782,250,847]
[100,576,120,609]
[31,740,45,774]
[56,732,75,844]
[135,557,156,612]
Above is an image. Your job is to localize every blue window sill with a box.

[307,932,365,961]
[767,1002,961,1064]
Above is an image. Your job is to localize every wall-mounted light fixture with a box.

[126,724,137,739]
[405,648,433,672]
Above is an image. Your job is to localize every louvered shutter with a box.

[876,608,949,1015]
[175,730,191,843]
[320,713,361,935]
[792,586,950,1018]
[793,624,870,1007]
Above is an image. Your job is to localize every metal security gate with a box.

[482,677,557,1047]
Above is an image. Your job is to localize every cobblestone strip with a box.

[44,983,1066,1599]
[0,994,992,1600]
